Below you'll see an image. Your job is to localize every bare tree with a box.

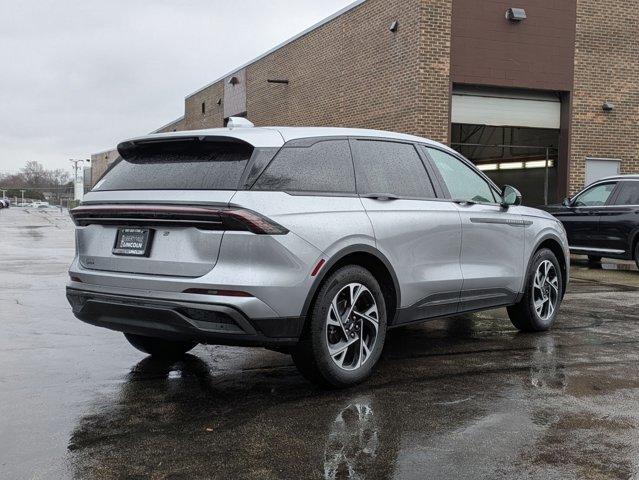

[20,160,47,187]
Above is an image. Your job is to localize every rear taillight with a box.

[223,209,288,235]
[69,205,288,235]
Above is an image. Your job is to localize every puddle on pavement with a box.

[571,257,638,272]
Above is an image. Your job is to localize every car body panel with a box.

[455,203,526,310]
[360,198,463,314]
[229,191,376,255]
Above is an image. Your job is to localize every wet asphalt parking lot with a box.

[1,207,639,480]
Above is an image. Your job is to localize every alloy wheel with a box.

[532,260,559,321]
[325,283,379,371]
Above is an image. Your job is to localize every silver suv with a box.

[67,120,569,387]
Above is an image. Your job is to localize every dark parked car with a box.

[546,175,639,268]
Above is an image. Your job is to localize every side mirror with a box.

[562,197,573,208]
[501,185,522,208]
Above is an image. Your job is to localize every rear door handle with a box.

[362,193,399,201]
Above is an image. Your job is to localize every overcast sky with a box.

[0,0,354,174]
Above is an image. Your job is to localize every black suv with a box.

[547,175,639,268]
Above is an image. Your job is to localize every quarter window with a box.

[252,140,355,193]
[427,148,496,203]
[612,182,639,206]
[573,183,617,207]
[352,140,435,198]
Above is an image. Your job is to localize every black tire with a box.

[507,248,563,332]
[634,242,639,270]
[292,265,387,388]
[124,333,197,359]
[587,255,602,263]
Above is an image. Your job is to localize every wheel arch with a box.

[300,245,401,325]
[530,234,569,297]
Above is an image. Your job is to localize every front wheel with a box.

[292,265,387,388]
[508,248,563,332]
[124,333,197,359]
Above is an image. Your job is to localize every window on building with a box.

[427,147,496,203]
[613,182,639,206]
[252,139,355,193]
[352,140,435,198]
[201,102,206,115]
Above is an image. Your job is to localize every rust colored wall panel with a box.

[451,0,577,91]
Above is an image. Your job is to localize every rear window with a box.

[93,140,253,191]
[613,181,639,205]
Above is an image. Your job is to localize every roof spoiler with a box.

[116,135,250,159]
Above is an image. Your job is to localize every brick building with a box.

[92,0,638,204]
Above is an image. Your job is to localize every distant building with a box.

[90,148,120,188]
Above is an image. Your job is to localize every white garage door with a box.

[452,87,561,129]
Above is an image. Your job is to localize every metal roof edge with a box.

[90,147,118,157]
[184,0,367,100]
[150,115,186,134]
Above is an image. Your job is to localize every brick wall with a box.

[185,80,224,130]
[90,149,119,187]
[182,0,452,143]
[570,0,639,192]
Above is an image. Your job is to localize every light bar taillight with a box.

[69,204,288,235]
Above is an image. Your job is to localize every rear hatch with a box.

[73,137,272,277]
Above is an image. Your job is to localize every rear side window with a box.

[252,139,355,193]
[613,181,639,205]
[93,140,252,191]
[352,140,435,198]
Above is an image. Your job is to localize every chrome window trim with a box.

[570,246,626,254]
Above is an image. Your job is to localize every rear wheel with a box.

[634,242,639,270]
[587,255,602,263]
[124,333,197,359]
[292,265,387,388]
[508,248,563,332]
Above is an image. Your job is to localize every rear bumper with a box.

[66,287,303,347]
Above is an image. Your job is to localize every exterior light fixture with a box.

[506,8,527,21]
[500,162,524,170]
[602,102,615,112]
[478,163,499,171]
[216,98,222,105]
[389,20,399,32]
[229,76,239,86]
[477,160,555,171]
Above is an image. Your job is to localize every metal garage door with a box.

[452,87,561,129]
